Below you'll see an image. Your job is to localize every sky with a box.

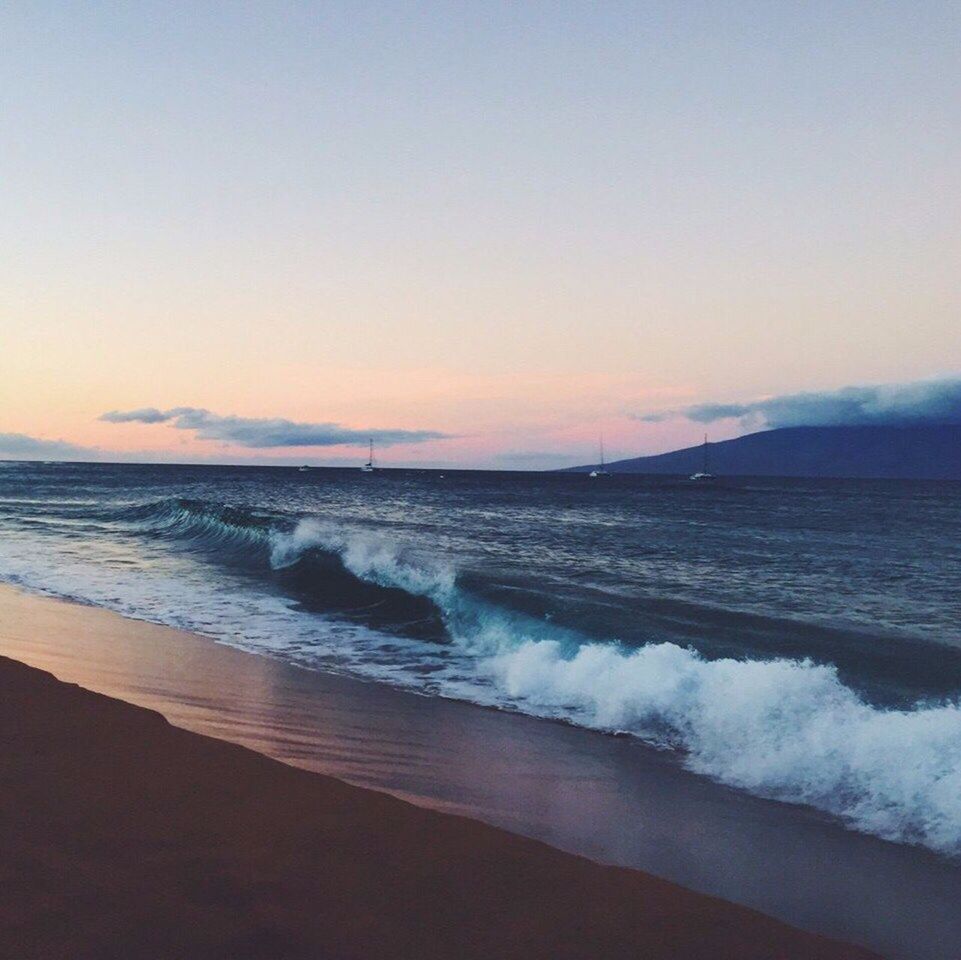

[1,1,959,468]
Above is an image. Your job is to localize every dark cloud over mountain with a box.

[638,378,961,429]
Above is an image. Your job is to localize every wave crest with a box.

[487,639,961,853]
[264,519,961,854]
[16,498,961,854]
[269,519,456,601]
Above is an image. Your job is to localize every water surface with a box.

[2,460,960,853]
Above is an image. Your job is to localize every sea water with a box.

[2,460,960,854]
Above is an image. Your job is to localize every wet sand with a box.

[1,585,959,957]
[1,659,878,955]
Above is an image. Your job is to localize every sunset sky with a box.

[2,2,959,468]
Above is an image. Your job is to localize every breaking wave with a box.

[269,519,456,602]
[4,499,961,855]
[488,640,961,853]
[262,518,961,854]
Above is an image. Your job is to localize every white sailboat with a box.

[589,436,609,478]
[360,438,376,473]
[688,434,716,482]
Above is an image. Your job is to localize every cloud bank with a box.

[0,433,94,460]
[99,407,449,448]
[638,377,961,430]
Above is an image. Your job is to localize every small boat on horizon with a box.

[361,439,376,473]
[297,465,310,472]
[688,435,716,482]
[589,436,609,478]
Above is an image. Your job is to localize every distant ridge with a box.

[562,425,961,480]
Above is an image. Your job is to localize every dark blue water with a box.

[2,460,960,854]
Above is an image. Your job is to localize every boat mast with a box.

[368,438,373,466]
[702,434,708,474]
[599,434,605,469]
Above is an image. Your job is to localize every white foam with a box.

[266,520,961,854]
[484,639,961,853]
[6,512,961,856]
[269,519,456,600]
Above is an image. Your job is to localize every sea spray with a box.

[3,468,961,857]
[268,519,961,852]
[269,519,457,601]
[485,639,961,853]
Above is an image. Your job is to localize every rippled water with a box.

[2,460,960,853]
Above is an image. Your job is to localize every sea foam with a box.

[271,519,961,854]
[270,519,456,601]
[7,501,959,858]
[486,639,961,853]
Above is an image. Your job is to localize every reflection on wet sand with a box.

[1,584,959,960]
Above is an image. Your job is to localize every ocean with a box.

[2,460,960,855]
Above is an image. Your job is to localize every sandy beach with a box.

[5,3,959,955]
[0,585,889,959]
[2,585,961,957]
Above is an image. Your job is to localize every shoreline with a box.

[0,662,877,957]
[2,585,960,957]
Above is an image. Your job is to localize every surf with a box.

[265,519,961,854]
[3,479,961,856]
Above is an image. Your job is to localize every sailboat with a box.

[688,434,716,482]
[360,438,376,473]
[589,436,609,478]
